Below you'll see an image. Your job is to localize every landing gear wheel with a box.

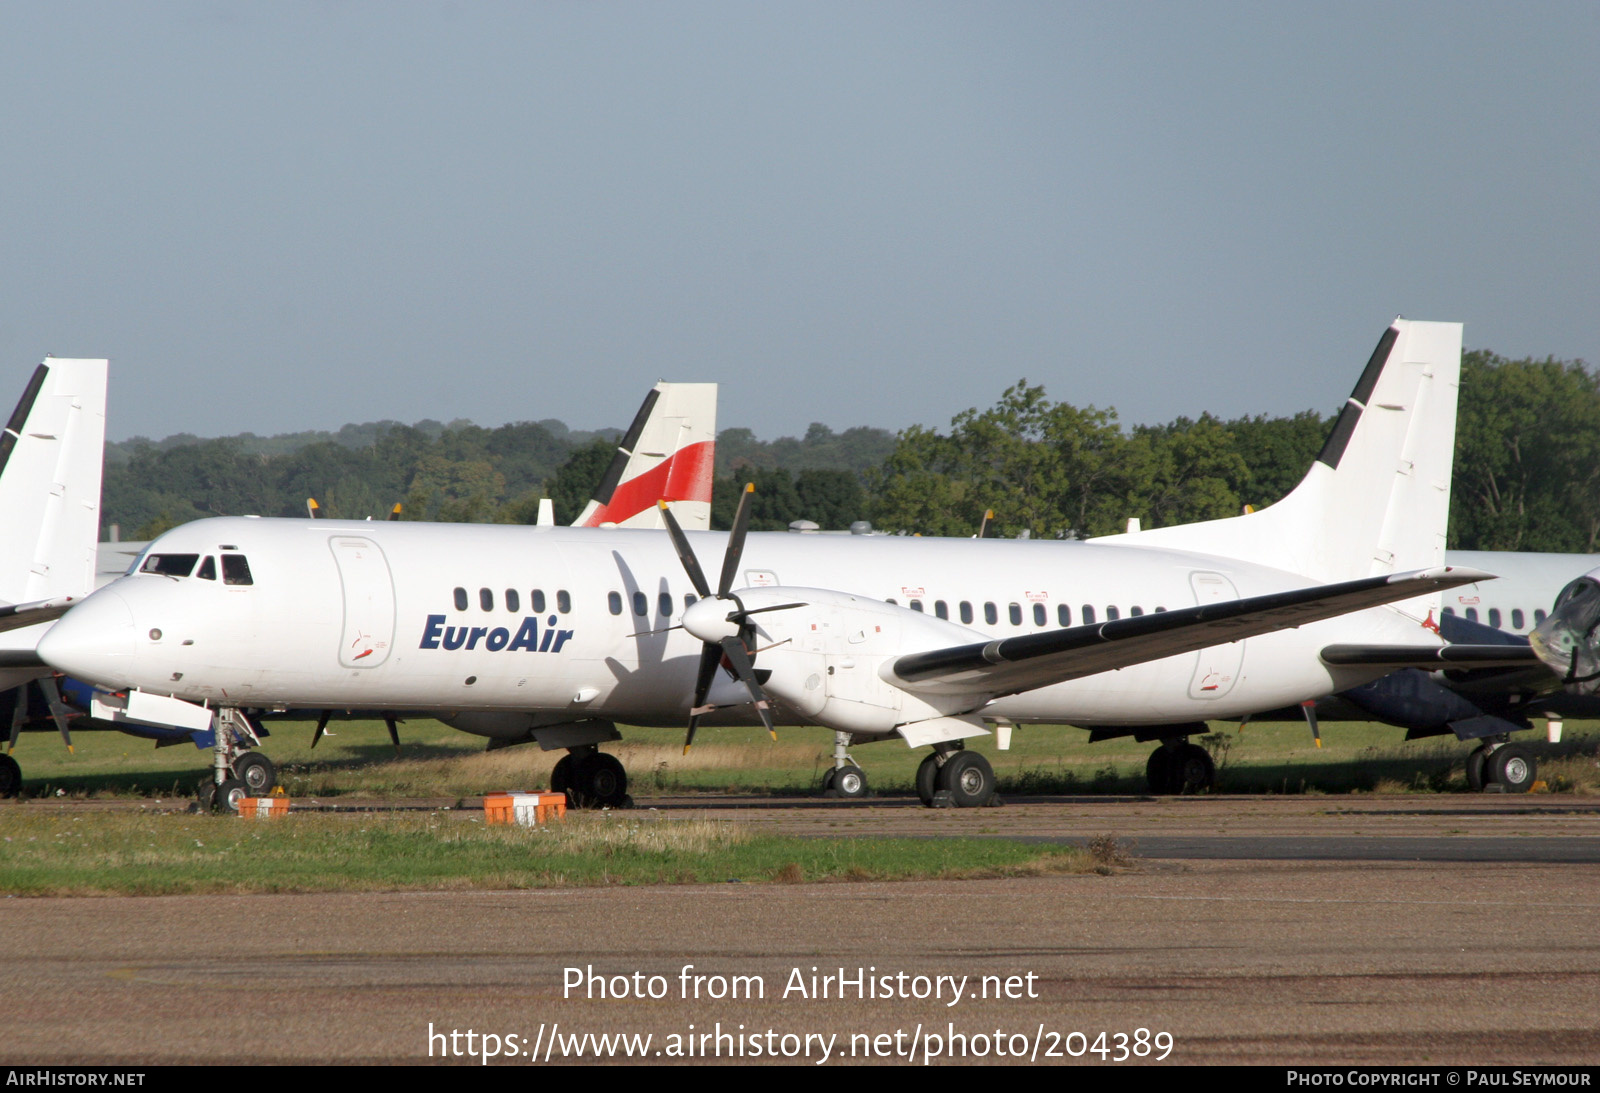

[550,755,572,795]
[233,752,277,796]
[194,779,217,813]
[1489,744,1536,793]
[1175,742,1215,794]
[1145,748,1179,795]
[915,753,941,806]
[0,754,19,798]
[820,767,836,794]
[1465,745,1491,791]
[831,764,867,799]
[568,752,628,809]
[937,751,995,808]
[214,778,249,814]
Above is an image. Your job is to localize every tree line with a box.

[102,350,1600,552]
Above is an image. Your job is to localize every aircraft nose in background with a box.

[37,589,136,685]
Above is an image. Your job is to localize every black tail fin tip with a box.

[1315,324,1400,471]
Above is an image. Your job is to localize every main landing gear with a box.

[550,745,630,809]
[1465,739,1537,793]
[197,707,278,813]
[915,746,998,808]
[1144,738,1215,795]
[822,731,869,799]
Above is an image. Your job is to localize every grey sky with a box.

[1,2,1595,442]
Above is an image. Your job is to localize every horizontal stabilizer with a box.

[0,596,77,636]
[890,566,1493,698]
[1320,644,1541,670]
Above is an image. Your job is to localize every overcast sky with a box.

[1,2,1594,442]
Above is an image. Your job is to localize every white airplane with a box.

[0,358,108,795]
[36,318,1515,810]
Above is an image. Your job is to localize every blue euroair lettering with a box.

[419,613,574,653]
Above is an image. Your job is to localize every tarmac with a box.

[2,794,1598,1065]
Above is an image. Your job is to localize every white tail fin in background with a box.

[1097,319,1463,606]
[573,382,717,530]
[0,358,107,606]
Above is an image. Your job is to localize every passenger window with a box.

[909,599,924,613]
[1082,604,1096,624]
[1058,604,1071,626]
[531,589,546,613]
[1131,606,1144,617]
[607,591,622,616]
[1465,607,1479,622]
[1032,603,1046,626]
[934,600,948,620]
[1008,604,1022,626]
[1442,606,1455,616]
[1512,609,1525,629]
[557,590,571,613]
[480,588,494,611]
[1488,608,1502,629]
[632,591,648,616]
[454,587,469,611]
[196,556,217,581]
[885,597,897,605]
[959,601,973,625]
[505,589,520,613]
[141,554,199,577]
[1535,609,1548,624]
[659,592,673,616]
[984,602,998,625]
[1106,606,1120,620]
[685,593,697,607]
[221,554,253,586]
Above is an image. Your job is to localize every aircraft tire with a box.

[915,753,940,806]
[1176,743,1215,794]
[550,755,572,794]
[0,753,19,798]
[569,752,628,809]
[820,767,836,794]
[832,764,868,799]
[214,778,249,814]
[1465,746,1491,791]
[937,751,995,808]
[194,779,217,812]
[233,752,277,796]
[1145,748,1179,795]
[1489,744,1536,793]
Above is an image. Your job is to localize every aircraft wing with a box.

[888,567,1493,697]
[1319,644,1542,670]
[0,597,76,636]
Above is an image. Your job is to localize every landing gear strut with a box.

[1145,738,1215,795]
[554,746,630,809]
[1467,740,1537,793]
[915,746,997,808]
[822,731,868,798]
[201,708,277,813]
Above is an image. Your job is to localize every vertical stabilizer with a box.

[1097,319,1462,615]
[573,381,717,530]
[0,358,108,606]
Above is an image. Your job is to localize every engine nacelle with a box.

[1531,570,1600,693]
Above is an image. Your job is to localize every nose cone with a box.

[37,589,137,685]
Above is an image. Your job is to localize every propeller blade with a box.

[658,502,712,598]
[307,498,322,519]
[385,716,402,756]
[1300,699,1322,749]
[739,601,807,617]
[387,502,402,521]
[40,677,72,752]
[6,687,22,752]
[310,712,331,749]
[719,635,776,741]
[717,483,756,597]
[683,644,724,753]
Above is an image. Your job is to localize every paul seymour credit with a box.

[426,963,1177,1063]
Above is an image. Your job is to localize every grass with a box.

[8,715,1600,802]
[0,809,1095,896]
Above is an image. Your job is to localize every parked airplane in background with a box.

[37,318,1518,810]
[0,358,108,796]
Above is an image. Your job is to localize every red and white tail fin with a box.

[572,382,717,530]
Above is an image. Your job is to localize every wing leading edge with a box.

[888,567,1494,697]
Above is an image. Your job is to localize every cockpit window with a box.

[196,556,217,581]
[141,554,199,577]
[221,554,254,586]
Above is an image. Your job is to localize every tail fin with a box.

[1098,319,1463,591]
[573,382,717,530]
[0,358,108,605]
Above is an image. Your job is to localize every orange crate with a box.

[237,797,290,819]
[484,791,566,825]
